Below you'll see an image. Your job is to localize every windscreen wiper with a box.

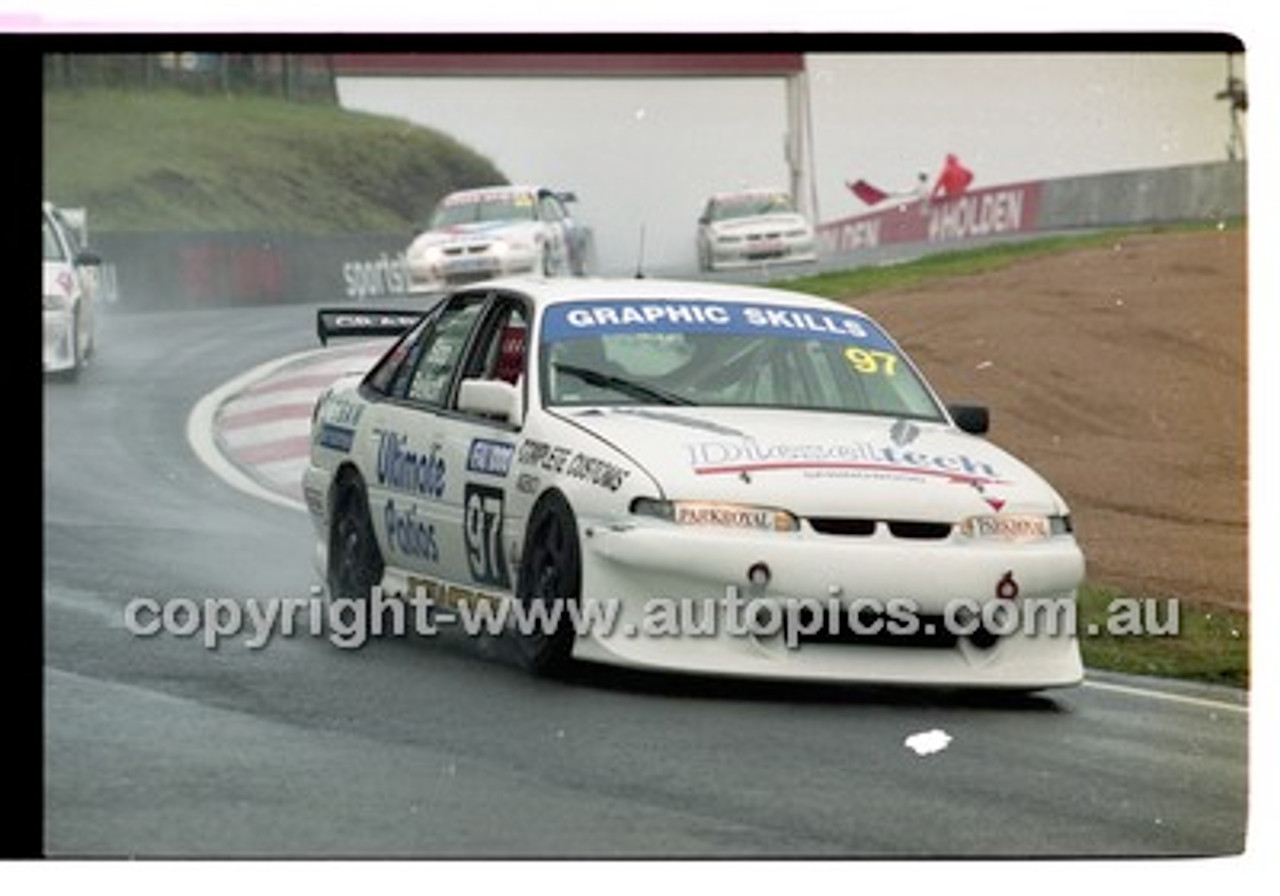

[552,363,696,406]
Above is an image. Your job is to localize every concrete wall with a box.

[1036,162,1245,230]
[92,231,413,311]
[91,161,1245,311]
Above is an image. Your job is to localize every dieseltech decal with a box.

[685,439,1005,486]
[541,300,893,348]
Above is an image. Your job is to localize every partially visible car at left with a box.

[405,185,592,292]
[43,201,101,377]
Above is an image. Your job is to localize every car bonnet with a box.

[556,405,1069,521]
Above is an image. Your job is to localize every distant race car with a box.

[305,277,1084,689]
[697,188,818,272]
[43,201,101,377]
[405,185,592,291]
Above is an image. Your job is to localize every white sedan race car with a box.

[697,188,818,272]
[405,185,591,291]
[304,277,1084,689]
[43,201,101,376]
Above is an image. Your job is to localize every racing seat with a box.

[492,324,527,384]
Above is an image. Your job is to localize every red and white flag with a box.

[846,179,889,206]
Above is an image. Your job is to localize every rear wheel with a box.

[328,474,384,605]
[513,492,581,676]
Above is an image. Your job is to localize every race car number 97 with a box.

[844,346,898,376]
[465,483,510,588]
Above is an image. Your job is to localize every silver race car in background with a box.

[43,201,102,377]
[405,185,593,291]
[697,188,818,272]
[305,277,1084,689]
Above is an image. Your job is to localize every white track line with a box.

[185,347,335,514]
[1081,678,1248,713]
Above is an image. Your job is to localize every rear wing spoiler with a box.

[316,308,427,346]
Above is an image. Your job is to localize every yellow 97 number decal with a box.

[844,347,899,376]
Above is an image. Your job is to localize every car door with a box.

[430,292,533,596]
[361,291,488,583]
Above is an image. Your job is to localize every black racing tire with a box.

[327,473,384,606]
[513,491,581,676]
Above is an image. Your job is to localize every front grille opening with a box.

[886,521,954,540]
[807,518,954,540]
[808,517,877,537]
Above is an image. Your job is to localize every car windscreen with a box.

[711,193,796,221]
[431,193,538,228]
[540,299,946,421]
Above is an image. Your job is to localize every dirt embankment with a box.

[847,229,1248,610]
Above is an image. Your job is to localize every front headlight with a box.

[631,497,799,533]
[958,514,1072,541]
[408,243,443,264]
[500,236,538,254]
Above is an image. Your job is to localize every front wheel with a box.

[513,492,581,676]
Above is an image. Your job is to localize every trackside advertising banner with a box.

[818,181,1044,255]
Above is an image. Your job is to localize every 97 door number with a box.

[464,483,509,588]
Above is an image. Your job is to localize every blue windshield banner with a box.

[541,300,893,348]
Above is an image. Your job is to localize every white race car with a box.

[304,277,1084,689]
[43,201,102,377]
[697,188,818,272]
[405,185,591,291]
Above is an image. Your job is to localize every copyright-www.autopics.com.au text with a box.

[121,586,1184,651]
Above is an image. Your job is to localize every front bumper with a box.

[409,247,539,289]
[708,236,818,270]
[572,520,1085,689]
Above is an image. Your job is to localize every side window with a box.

[539,196,564,223]
[394,295,485,406]
[365,319,427,396]
[459,300,529,393]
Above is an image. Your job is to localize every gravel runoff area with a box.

[846,228,1247,611]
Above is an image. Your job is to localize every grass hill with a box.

[42,88,507,233]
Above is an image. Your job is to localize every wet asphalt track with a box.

[41,301,1248,859]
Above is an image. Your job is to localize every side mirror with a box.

[75,250,102,267]
[948,403,989,435]
[458,378,523,425]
